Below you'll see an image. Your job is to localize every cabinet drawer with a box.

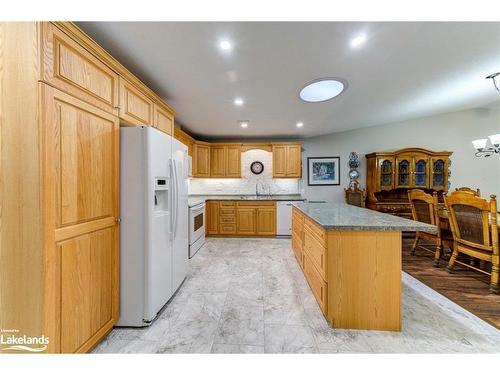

[304,217,327,246]
[219,224,236,234]
[41,23,119,114]
[303,253,327,314]
[219,201,235,207]
[219,215,235,224]
[292,236,303,268]
[303,227,327,279]
[219,209,235,215]
[237,201,275,207]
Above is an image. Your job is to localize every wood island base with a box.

[292,207,403,331]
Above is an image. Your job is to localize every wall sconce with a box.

[472,134,500,157]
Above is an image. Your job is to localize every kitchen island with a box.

[291,202,437,331]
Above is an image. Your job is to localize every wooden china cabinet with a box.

[365,148,453,218]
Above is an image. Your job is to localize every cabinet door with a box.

[119,78,154,125]
[194,143,210,177]
[210,146,226,177]
[396,157,412,188]
[236,208,256,235]
[60,227,115,353]
[226,146,242,178]
[272,145,287,177]
[206,201,219,235]
[430,158,448,191]
[153,103,174,135]
[256,208,276,236]
[413,156,429,188]
[43,86,119,353]
[376,157,394,191]
[286,144,302,177]
[41,23,119,114]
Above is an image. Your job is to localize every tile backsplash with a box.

[188,149,301,195]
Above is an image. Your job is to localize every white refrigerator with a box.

[118,126,188,327]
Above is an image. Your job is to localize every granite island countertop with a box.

[188,194,305,207]
[292,202,437,232]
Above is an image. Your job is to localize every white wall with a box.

[189,149,300,195]
[301,107,500,203]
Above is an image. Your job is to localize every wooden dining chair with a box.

[408,189,442,266]
[445,191,499,294]
[344,185,366,208]
[455,187,481,196]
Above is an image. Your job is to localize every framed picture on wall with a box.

[307,157,340,186]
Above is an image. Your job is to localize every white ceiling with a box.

[77,22,500,139]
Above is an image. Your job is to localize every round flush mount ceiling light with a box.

[299,78,347,103]
[219,39,232,51]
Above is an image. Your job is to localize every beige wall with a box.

[301,107,500,202]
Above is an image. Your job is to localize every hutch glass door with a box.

[413,158,428,188]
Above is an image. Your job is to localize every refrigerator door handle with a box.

[173,159,179,236]
[169,159,175,234]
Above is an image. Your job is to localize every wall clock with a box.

[250,161,264,175]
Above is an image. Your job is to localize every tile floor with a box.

[93,238,500,353]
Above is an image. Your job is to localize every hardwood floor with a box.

[402,239,500,330]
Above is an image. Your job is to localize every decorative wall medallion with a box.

[250,161,264,175]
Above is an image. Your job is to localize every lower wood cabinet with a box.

[60,227,116,353]
[206,201,276,236]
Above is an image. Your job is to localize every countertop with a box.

[188,194,306,207]
[292,202,438,232]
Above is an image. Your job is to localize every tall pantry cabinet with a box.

[0,22,175,353]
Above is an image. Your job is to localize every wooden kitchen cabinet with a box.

[153,103,174,135]
[193,142,211,177]
[60,227,115,353]
[226,145,242,178]
[210,145,226,177]
[209,144,242,178]
[256,208,276,235]
[236,208,257,235]
[205,201,277,236]
[272,143,302,178]
[40,22,119,114]
[206,201,220,235]
[43,85,119,353]
[2,21,181,353]
[118,77,154,125]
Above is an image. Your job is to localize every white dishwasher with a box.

[277,201,294,236]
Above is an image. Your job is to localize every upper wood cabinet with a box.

[118,78,154,125]
[226,146,242,177]
[210,145,226,177]
[273,143,302,178]
[153,103,174,135]
[193,142,211,177]
[209,144,242,178]
[41,23,119,114]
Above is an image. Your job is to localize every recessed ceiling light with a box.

[296,122,304,128]
[240,121,248,128]
[234,97,244,106]
[299,78,347,103]
[350,34,366,49]
[219,39,232,51]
